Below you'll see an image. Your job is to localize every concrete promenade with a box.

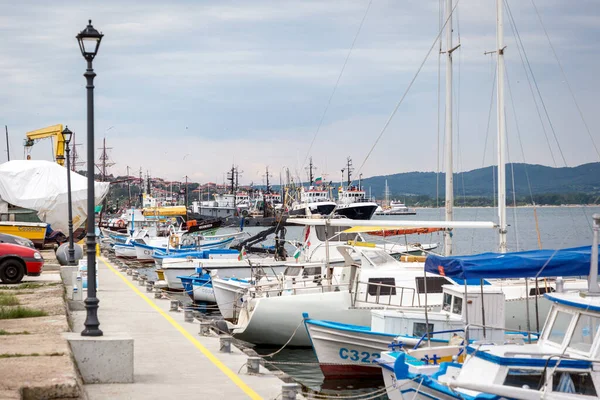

[70,255,289,400]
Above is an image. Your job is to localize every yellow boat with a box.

[142,206,187,217]
[0,221,47,248]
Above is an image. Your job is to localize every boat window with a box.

[552,371,597,396]
[442,293,452,312]
[413,322,434,338]
[547,311,574,346]
[367,277,396,296]
[284,266,301,276]
[503,369,542,390]
[568,314,600,353]
[314,226,358,242]
[452,296,463,315]
[302,267,322,277]
[416,277,453,294]
[529,286,555,296]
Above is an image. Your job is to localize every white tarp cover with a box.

[0,160,110,233]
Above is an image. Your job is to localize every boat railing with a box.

[353,280,419,308]
[253,282,352,298]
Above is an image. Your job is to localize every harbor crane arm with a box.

[24,124,65,166]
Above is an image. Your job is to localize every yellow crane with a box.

[23,124,66,166]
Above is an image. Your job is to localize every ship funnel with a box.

[589,214,600,295]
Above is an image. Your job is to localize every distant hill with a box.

[360,162,600,199]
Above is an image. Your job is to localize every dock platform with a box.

[69,255,291,400]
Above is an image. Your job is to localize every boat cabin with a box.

[447,291,600,398]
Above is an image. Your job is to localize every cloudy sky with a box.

[1,0,598,185]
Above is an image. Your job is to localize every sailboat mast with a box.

[444,0,454,256]
[496,0,508,253]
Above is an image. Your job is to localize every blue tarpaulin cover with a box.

[425,246,599,280]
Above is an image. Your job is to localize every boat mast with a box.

[308,157,314,185]
[126,165,132,207]
[496,0,508,253]
[444,0,454,256]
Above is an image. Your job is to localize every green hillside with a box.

[362,162,600,200]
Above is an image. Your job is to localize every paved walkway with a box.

[70,256,286,400]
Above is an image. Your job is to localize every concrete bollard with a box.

[146,282,154,292]
[219,335,232,353]
[170,300,179,312]
[184,307,194,323]
[138,276,147,286]
[132,271,139,281]
[126,268,133,276]
[281,383,300,400]
[199,321,211,336]
[154,287,162,299]
[246,357,261,374]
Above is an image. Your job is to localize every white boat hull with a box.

[233,290,371,347]
[114,244,137,259]
[212,278,251,320]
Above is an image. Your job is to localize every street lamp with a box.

[76,19,103,337]
[62,127,76,266]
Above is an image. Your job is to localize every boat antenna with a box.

[306,157,315,185]
[589,213,600,295]
[5,125,10,161]
[346,157,353,186]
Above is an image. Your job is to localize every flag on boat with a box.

[314,176,323,184]
[293,247,302,261]
[237,246,247,261]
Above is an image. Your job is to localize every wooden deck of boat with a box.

[70,256,289,400]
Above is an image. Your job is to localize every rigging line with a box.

[504,0,566,167]
[436,0,443,218]
[529,0,600,161]
[301,0,373,169]
[507,1,590,235]
[354,0,462,181]
[455,11,467,208]
[470,58,497,253]
[503,103,520,251]
[504,0,556,166]
[505,62,537,206]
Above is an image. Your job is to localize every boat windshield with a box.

[547,310,574,346]
[568,313,600,353]
[503,369,597,396]
[362,249,395,266]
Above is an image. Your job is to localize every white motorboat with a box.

[232,246,447,347]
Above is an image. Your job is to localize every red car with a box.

[0,243,44,284]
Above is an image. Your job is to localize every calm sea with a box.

[224,206,600,398]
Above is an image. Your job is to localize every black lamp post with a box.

[62,127,76,266]
[77,20,104,337]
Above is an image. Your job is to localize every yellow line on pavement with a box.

[99,256,263,400]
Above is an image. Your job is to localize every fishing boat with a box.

[179,273,216,303]
[303,284,507,379]
[334,158,377,220]
[289,186,336,217]
[379,215,600,399]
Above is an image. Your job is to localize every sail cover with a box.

[0,160,110,233]
[425,246,599,279]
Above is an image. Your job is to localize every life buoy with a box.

[169,235,180,248]
[241,210,249,217]
[116,219,126,228]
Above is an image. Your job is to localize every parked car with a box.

[0,233,35,248]
[0,243,44,284]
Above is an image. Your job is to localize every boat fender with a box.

[169,235,180,248]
